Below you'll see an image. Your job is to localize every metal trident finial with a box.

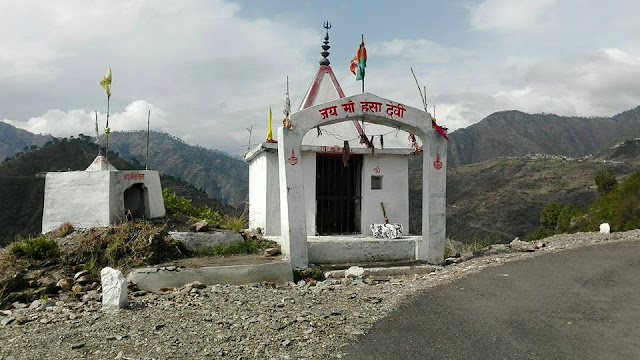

[323,20,331,33]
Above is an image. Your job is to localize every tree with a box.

[595,169,617,196]
[540,202,562,229]
[557,204,583,232]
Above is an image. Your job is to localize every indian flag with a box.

[349,41,367,81]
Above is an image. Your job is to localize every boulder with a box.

[510,238,536,252]
[345,266,365,279]
[190,221,209,232]
[56,277,74,291]
[264,246,281,256]
[169,231,243,251]
[370,223,403,239]
[600,223,610,234]
[100,267,128,311]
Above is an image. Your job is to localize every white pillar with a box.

[277,126,309,268]
[416,131,447,264]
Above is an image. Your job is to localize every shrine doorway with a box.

[124,183,148,219]
[315,154,363,235]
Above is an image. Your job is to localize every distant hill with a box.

[596,138,640,165]
[103,131,249,207]
[409,149,638,243]
[447,106,640,167]
[0,122,54,163]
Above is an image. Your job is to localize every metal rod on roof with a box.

[145,110,150,170]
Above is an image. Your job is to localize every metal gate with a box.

[316,154,362,235]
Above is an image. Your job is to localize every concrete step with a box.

[127,260,293,292]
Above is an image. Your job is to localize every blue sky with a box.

[2,0,640,155]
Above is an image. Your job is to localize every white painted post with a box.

[277,126,309,268]
[416,130,448,264]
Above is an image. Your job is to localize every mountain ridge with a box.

[0,122,54,163]
[447,106,640,166]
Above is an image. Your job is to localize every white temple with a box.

[245,25,448,266]
[42,155,166,233]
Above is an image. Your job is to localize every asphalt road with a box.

[344,240,640,360]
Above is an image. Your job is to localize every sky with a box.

[2,0,640,155]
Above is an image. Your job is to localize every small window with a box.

[371,175,383,190]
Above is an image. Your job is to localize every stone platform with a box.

[266,235,420,264]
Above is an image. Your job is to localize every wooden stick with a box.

[380,202,389,224]
[410,67,427,110]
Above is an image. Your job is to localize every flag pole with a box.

[105,95,110,161]
[95,110,101,155]
[146,110,151,170]
[361,34,365,94]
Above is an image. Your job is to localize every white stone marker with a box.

[599,223,610,234]
[101,267,128,311]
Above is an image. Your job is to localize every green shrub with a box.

[162,189,223,226]
[595,169,617,196]
[10,236,59,260]
[223,213,248,233]
[540,202,562,229]
[196,239,270,257]
[584,170,640,231]
[293,267,326,283]
[526,227,555,242]
[556,204,584,232]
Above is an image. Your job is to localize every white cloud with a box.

[368,39,471,64]
[468,0,557,32]
[495,48,640,116]
[3,100,168,138]
[0,0,317,154]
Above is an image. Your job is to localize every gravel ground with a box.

[1,230,638,360]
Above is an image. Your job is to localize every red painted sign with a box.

[373,166,381,173]
[433,153,443,170]
[318,100,406,121]
[124,173,145,180]
[288,149,298,166]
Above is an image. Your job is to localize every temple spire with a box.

[320,20,331,66]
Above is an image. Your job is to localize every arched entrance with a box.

[124,183,149,219]
[278,92,447,267]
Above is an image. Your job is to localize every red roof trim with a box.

[300,65,365,138]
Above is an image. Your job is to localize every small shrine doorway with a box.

[124,183,148,219]
[315,154,363,235]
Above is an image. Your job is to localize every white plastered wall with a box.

[248,151,282,236]
[361,154,409,236]
[248,153,268,232]
[109,171,166,222]
[42,172,112,234]
[302,152,316,235]
[248,150,316,237]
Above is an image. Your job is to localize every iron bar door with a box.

[316,154,362,235]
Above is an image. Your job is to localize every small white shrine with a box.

[41,155,166,233]
[245,26,448,267]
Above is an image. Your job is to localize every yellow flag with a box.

[100,67,112,97]
[266,107,273,141]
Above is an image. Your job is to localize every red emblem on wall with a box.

[373,166,381,173]
[433,153,443,170]
[288,149,298,166]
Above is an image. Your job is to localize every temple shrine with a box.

[245,24,448,267]
[41,155,166,233]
